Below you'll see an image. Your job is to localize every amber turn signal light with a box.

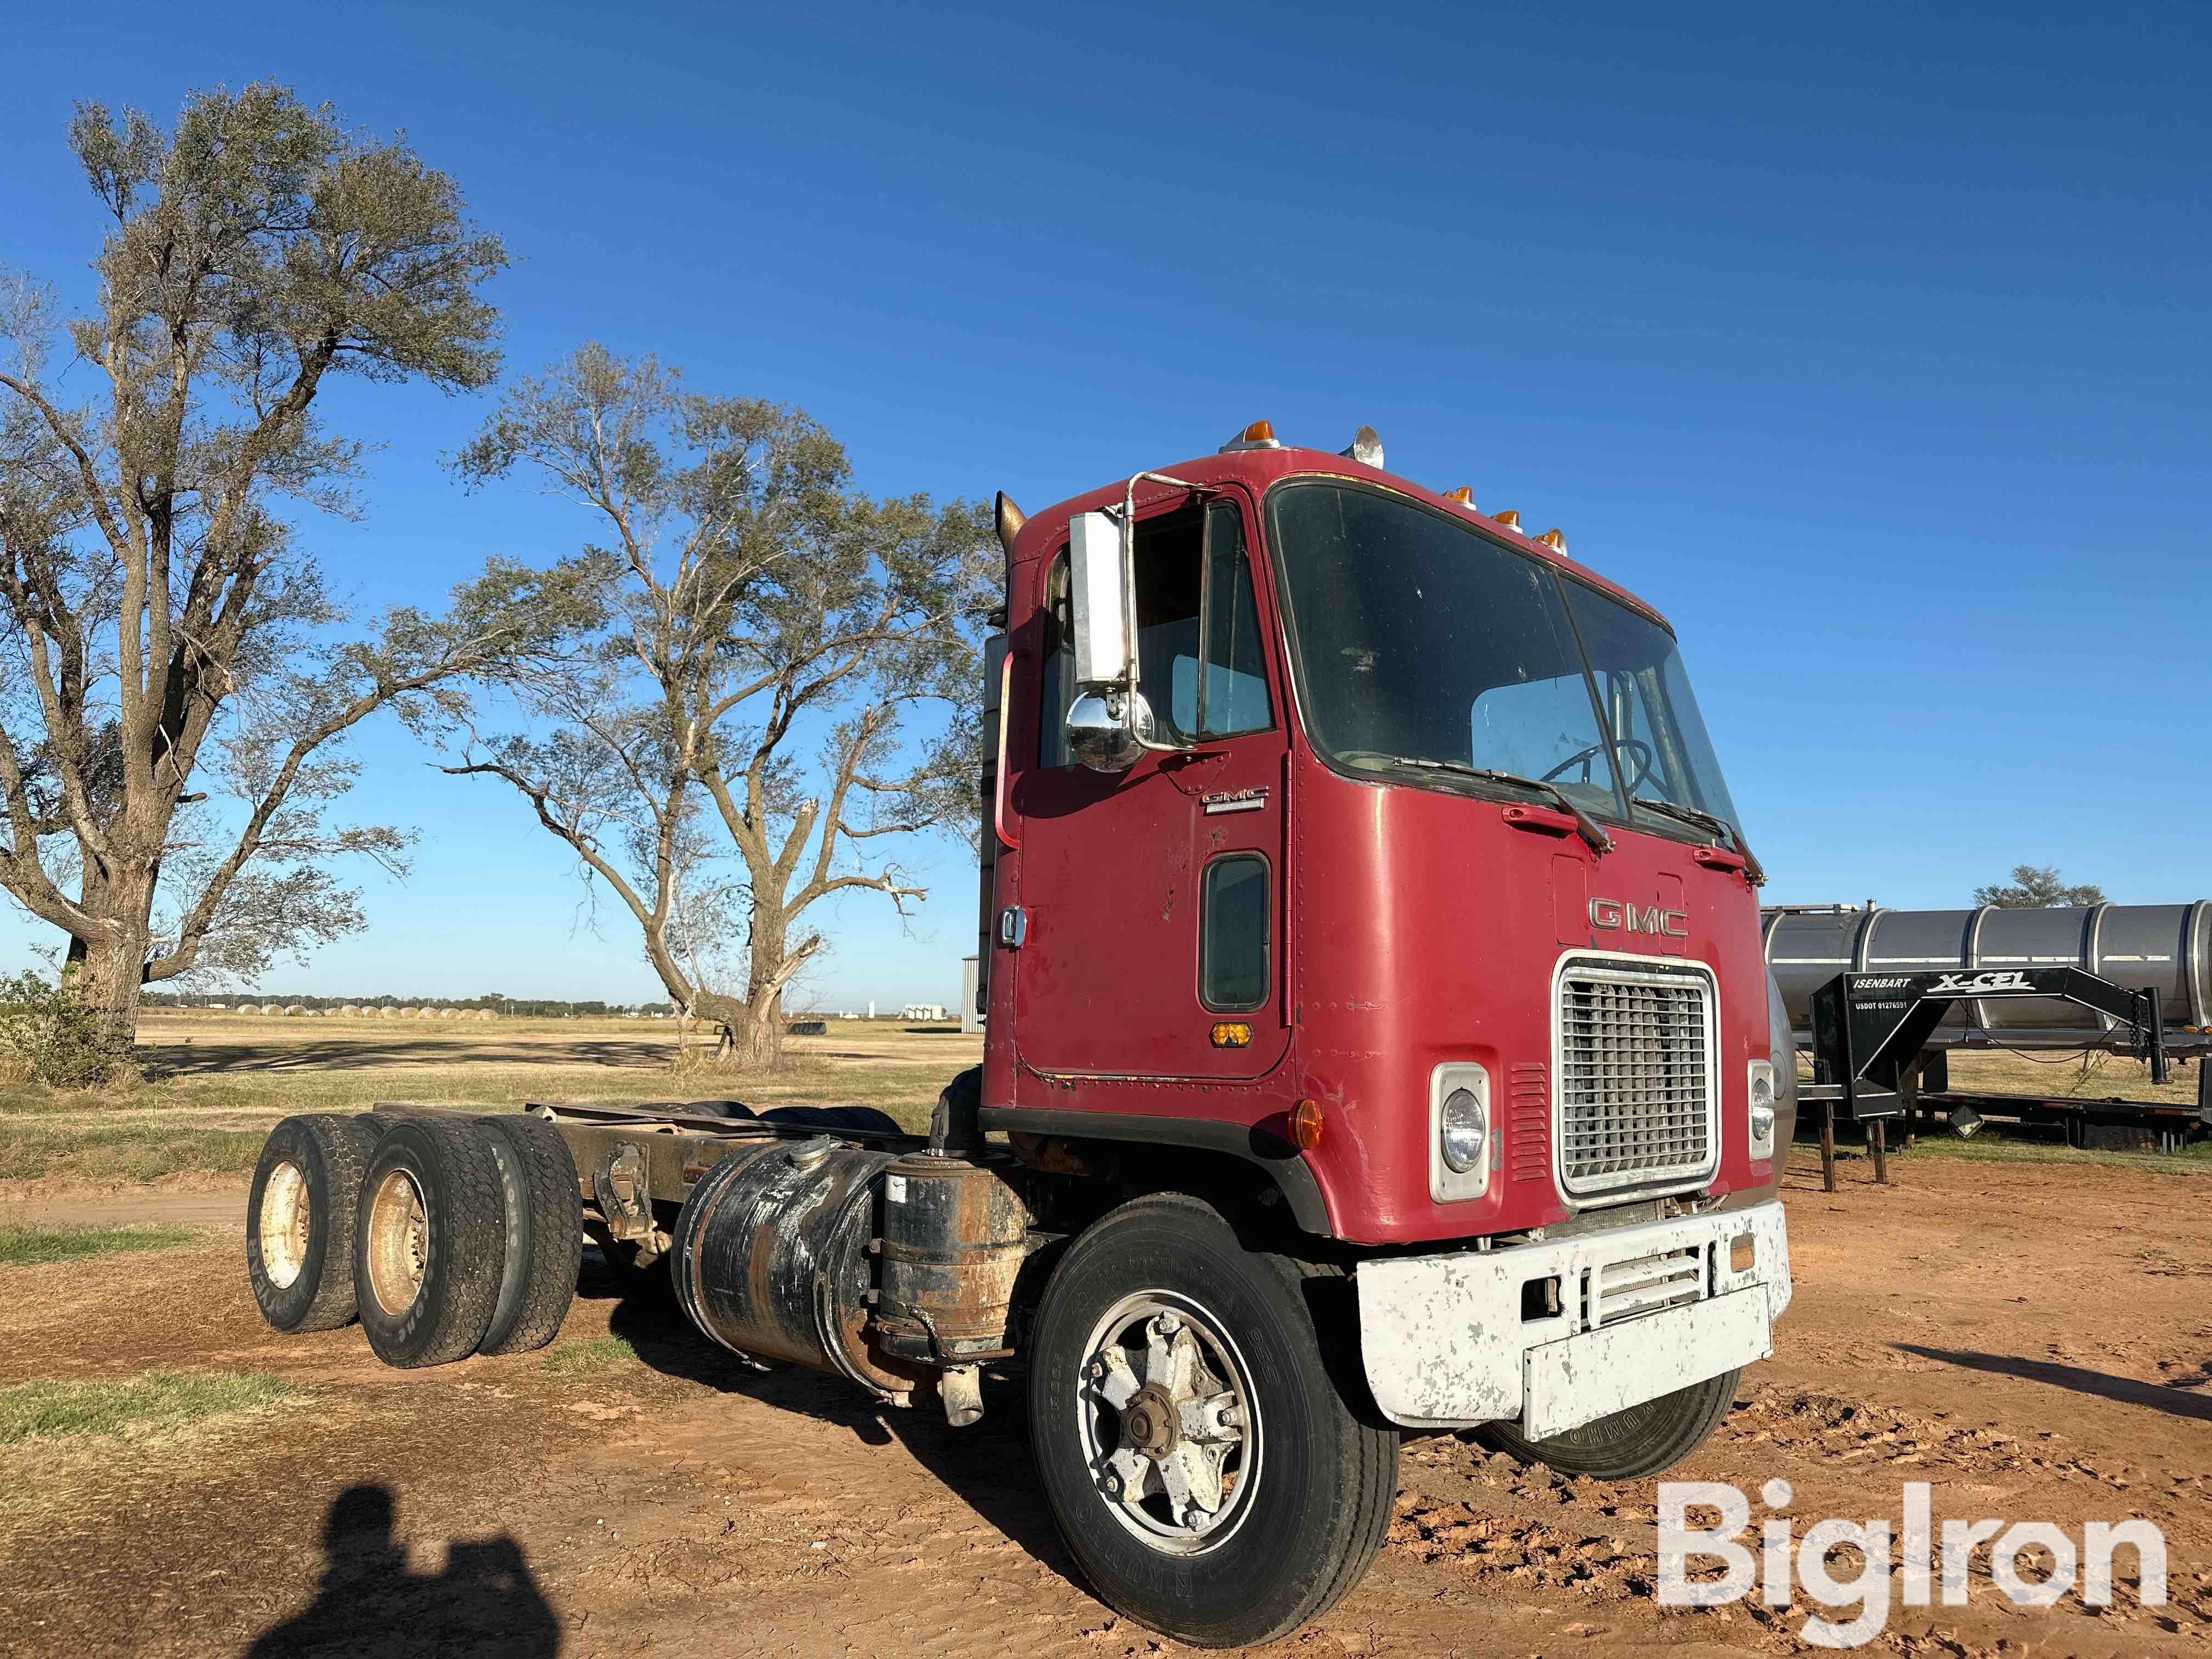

[1292,1098,1324,1149]
[1210,1021,1252,1048]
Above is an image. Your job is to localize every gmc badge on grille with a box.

[1589,898,1689,936]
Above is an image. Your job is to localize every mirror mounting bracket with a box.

[1107,471,1218,756]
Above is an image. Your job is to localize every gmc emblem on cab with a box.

[1589,897,1689,936]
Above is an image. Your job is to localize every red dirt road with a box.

[2,1147,2208,1657]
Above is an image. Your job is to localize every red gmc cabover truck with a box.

[244,420,1796,1649]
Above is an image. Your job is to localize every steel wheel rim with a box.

[1074,1290,1262,1555]
[363,1168,430,1317]
[258,1161,311,1289]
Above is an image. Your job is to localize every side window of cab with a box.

[1037,501,1272,765]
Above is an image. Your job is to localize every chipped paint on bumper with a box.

[1355,1199,1791,1432]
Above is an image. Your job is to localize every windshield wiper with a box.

[1632,797,1766,883]
[1379,757,1613,855]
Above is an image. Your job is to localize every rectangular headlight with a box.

[1429,1062,1493,1203]
[1747,1059,1778,1158]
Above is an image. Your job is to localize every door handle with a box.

[997,906,1028,948]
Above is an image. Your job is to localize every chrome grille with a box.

[1557,962,1716,1195]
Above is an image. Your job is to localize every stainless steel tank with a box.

[1763,901,2212,1052]
[669,1137,924,1401]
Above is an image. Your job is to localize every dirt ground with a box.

[3,1139,2208,1658]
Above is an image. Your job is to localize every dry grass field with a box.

[0,1011,981,1193]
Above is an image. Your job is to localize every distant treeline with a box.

[140,992,673,1018]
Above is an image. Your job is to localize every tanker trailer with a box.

[1764,901,2212,1055]
[1764,901,2211,1153]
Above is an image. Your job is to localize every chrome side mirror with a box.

[1066,687,1155,774]
[1066,510,1143,772]
[1068,511,1132,686]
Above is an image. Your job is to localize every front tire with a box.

[1028,1194,1398,1649]
[1479,1368,1740,1480]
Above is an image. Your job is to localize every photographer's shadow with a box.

[246,1485,558,1658]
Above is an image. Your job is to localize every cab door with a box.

[1008,493,1290,1084]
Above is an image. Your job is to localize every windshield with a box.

[1267,481,1741,837]
[1556,579,1742,837]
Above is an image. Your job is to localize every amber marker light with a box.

[1210,1021,1253,1048]
[1292,1098,1325,1149]
[1238,419,1276,444]
[1443,486,1475,505]
[1538,527,1568,551]
[1492,509,1522,530]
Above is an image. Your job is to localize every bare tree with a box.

[1974,864,2108,909]
[448,345,990,1066]
[0,85,586,1050]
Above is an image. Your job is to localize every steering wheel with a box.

[1543,738,1655,794]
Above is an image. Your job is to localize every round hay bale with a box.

[261,1003,283,1017]
[399,1006,419,1018]
[284,1005,305,1017]
[436,1008,456,1020]
[478,1008,498,1021]
[340,1004,362,1018]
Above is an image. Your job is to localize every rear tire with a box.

[1478,1368,1739,1480]
[477,1114,584,1355]
[246,1114,381,1333]
[353,1117,507,1368]
[1027,1193,1398,1649]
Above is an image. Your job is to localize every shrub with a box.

[0,972,131,1089]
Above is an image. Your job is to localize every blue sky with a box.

[3,1,2207,1006]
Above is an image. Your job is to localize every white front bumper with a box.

[1355,1200,1791,1435]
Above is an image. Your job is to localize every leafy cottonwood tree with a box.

[0,86,584,1052]
[1973,865,2108,909]
[449,345,991,1066]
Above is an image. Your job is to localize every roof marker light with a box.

[1338,425,1385,468]
[1218,419,1283,454]
[1443,486,1475,506]
[1538,527,1568,552]
[1492,509,1522,531]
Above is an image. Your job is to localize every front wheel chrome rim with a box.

[363,1169,430,1317]
[1075,1291,1261,1554]
[258,1161,311,1289]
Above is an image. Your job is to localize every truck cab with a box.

[980,424,1788,1243]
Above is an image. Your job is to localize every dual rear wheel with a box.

[246,1111,581,1364]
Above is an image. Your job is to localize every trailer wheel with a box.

[1027,1194,1398,1649]
[246,1114,381,1333]
[1479,1368,1740,1480]
[353,1117,507,1368]
[476,1115,584,1356]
